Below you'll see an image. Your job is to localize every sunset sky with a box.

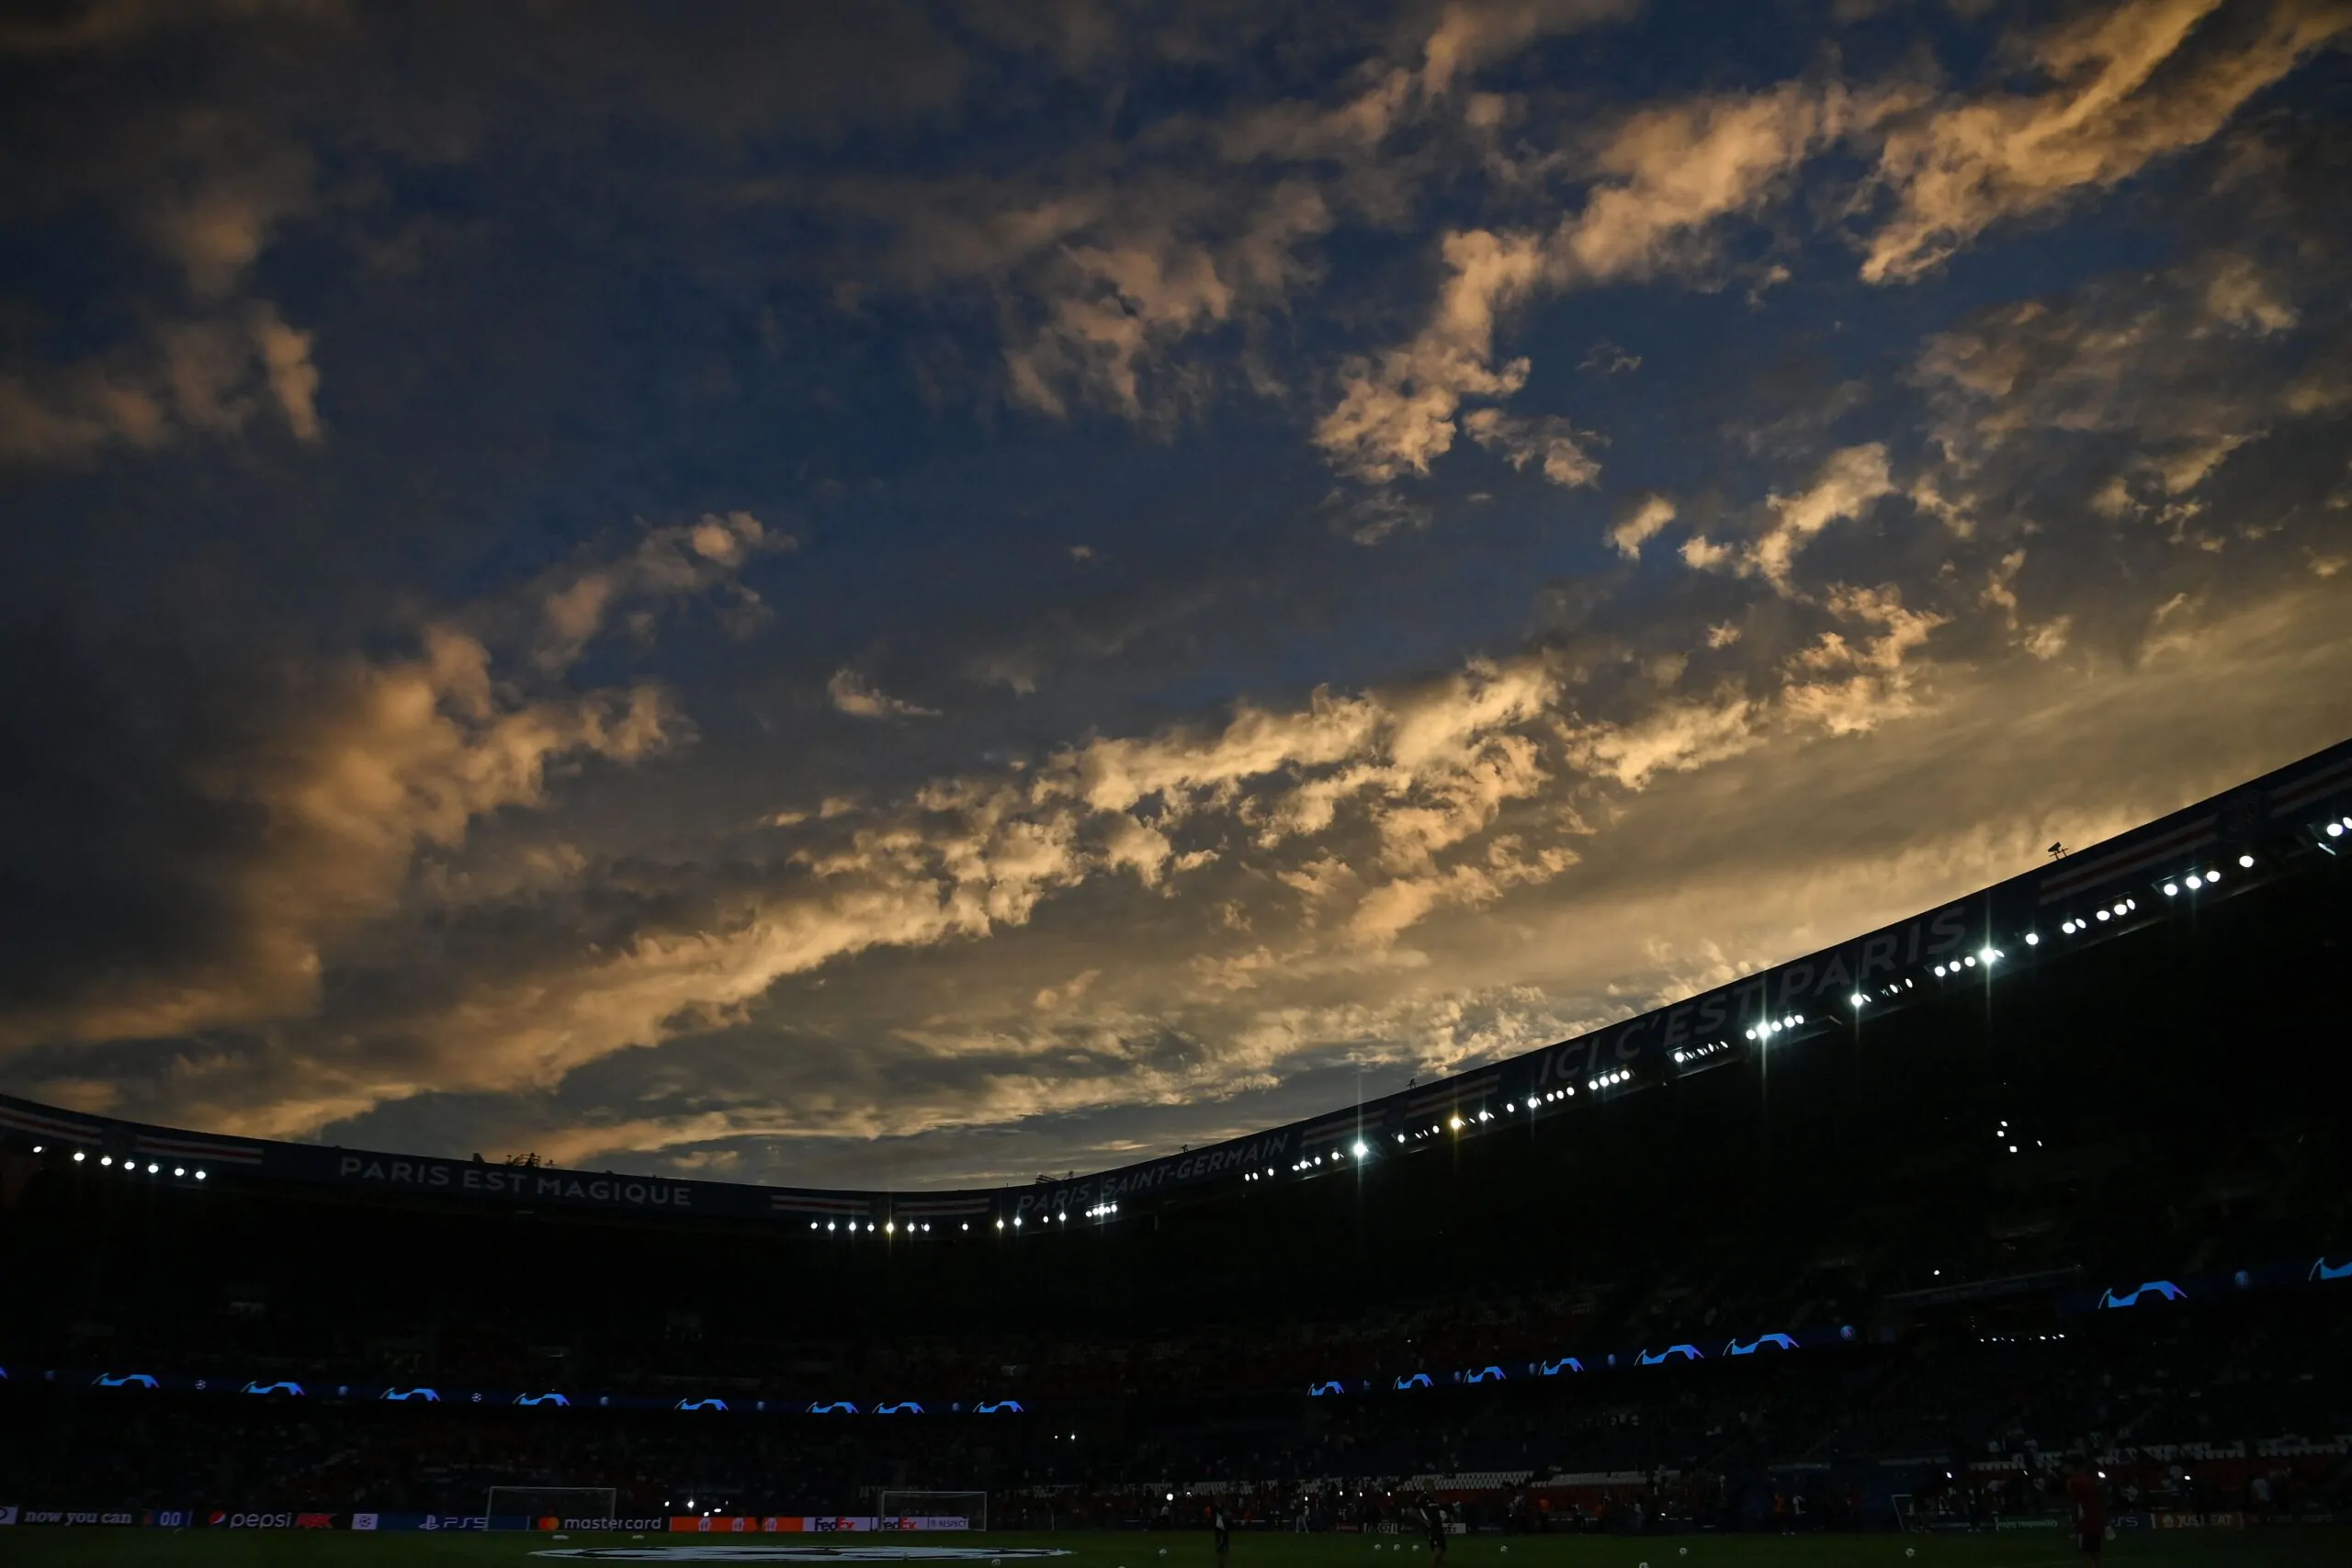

[3,0,2347,1190]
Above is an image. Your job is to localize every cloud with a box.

[1679,444,1896,592]
[1317,81,1876,481]
[0,622,676,1055]
[1610,493,1677,559]
[529,512,788,674]
[0,303,325,464]
[1462,407,1602,488]
[829,669,943,720]
[1860,0,2352,283]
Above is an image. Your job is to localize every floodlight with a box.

[1850,993,1867,1007]
[2332,822,2346,838]
[101,1156,112,1167]
[2023,932,2039,945]
[194,1170,206,1180]
[2185,875,2201,890]
[2238,854,2254,868]
[74,1152,85,1162]
[2164,883,2178,896]
[1978,947,1997,964]
[2097,908,2111,919]
[1352,1141,1368,1157]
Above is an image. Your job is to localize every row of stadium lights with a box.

[1230,837,2319,1195]
[40,1149,208,1180]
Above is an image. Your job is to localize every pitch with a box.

[0,1529,2340,1567]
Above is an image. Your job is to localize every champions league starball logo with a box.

[534,1550,1075,1562]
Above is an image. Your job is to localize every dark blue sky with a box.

[2,0,2347,1186]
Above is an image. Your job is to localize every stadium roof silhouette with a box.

[6,737,2350,1230]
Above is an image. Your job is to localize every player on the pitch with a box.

[1211,1501,1232,1568]
[2066,1463,2108,1562]
[1422,1495,1449,1568]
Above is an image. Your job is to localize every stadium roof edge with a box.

[5,735,2348,1227]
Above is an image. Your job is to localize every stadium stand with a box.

[3,739,2349,1534]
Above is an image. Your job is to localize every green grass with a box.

[0,1528,2343,1567]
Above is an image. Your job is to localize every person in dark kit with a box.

[2066,1466,2107,1562]
[1213,1503,1231,1568]
[1423,1497,1449,1567]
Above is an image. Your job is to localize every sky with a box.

[1,0,2348,1190]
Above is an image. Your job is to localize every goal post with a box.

[877,1490,988,1531]
[486,1485,620,1528]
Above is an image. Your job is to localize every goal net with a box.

[487,1486,620,1529]
[876,1490,988,1531]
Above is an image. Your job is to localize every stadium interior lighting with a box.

[2185,874,2202,889]
[827,1222,836,1231]
[1979,947,1999,964]
[1850,993,1868,1007]
[2204,868,2220,884]
[1351,1141,1367,1157]
[73,1151,85,1162]
[2164,882,2179,896]
[173,1168,184,1178]
[2097,908,2112,919]
[1962,955,1976,967]
[195,1170,205,1180]
[995,1220,1004,1229]
[2024,932,2040,945]
[961,1223,969,1231]
[885,1221,894,1233]
[2331,821,2346,837]
[1448,1116,1464,1131]
[2239,853,2255,868]
[1012,1216,1022,1226]
[101,1156,112,1166]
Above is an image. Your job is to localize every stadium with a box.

[2,739,2347,1566]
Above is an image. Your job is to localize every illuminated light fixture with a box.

[194,1170,205,1180]
[74,1151,85,1162]
[1962,955,1976,967]
[1565,1086,1576,1096]
[995,1219,1004,1229]
[101,1156,113,1167]
[2185,875,2201,890]
[1930,965,1945,978]
[2330,821,2346,838]
[2238,853,2255,868]
[31,1145,40,1154]
[1979,947,1999,964]
[1012,1215,1022,1226]
[961,1223,969,1231]
[1850,993,1868,1008]
[2097,908,2111,919]
[810,1222,819,1231]
[1396,1134,1407,1144]
[147,1163,158,1173]
[2164,883,2179,896]
[885,1221,895,1234]
[1448,1116,1464,1131]
[2204,868,2219,883]
[2023,932,2040,945]
[1672,1051,1685,1063]
[1352,1141,1368,1157]
[827,1222,836,1232]
[2007,1145,2018,1155]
